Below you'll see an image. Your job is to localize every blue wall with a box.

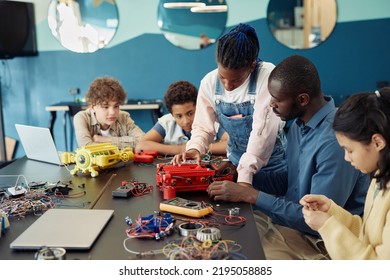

[1,0,390,158]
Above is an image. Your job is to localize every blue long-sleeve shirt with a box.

[253,97,370,235]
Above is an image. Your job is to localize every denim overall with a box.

[215,62,286,172]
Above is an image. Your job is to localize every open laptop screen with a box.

[15,124,63,165]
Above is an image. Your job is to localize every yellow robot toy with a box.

[61,143,134,177]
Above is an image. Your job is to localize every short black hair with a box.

[216,23,259,69]
[164,81,198,113]
[269,55,321,98]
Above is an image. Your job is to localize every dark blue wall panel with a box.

[2,17,389,158]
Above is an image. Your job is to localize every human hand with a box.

[134,142,146,153]
[207,180,257,204]
[171,149,201,165]
[299,194,331,212]
[302,207,331,231]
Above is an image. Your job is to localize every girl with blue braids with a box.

[173,23,286,184]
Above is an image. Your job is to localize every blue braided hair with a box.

[216,23,259,69]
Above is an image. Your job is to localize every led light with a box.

[190,5,228,13]
[163,2,206,9]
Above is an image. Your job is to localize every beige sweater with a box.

[319,179,390,259]
[73,108,145,150]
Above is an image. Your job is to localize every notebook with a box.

[10,209,114,250]
[15,124,63,165]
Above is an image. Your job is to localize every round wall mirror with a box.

[157,0,228,50]
[47,0,119,53]
[267,0,337,49]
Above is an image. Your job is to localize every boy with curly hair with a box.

[74,76,145,149]
[136,80,227,155]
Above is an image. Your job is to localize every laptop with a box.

[15,124,63,165]
[10,209,114,250]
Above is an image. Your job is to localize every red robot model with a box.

[156,163,234,199]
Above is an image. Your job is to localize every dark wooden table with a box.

[0,157,265,260]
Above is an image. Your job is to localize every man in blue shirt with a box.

[207,55,370,259]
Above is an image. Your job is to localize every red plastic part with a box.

[142,150,158,157]
[134,152,154,163]
[163,185,176,200]
[156,163,234,198]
